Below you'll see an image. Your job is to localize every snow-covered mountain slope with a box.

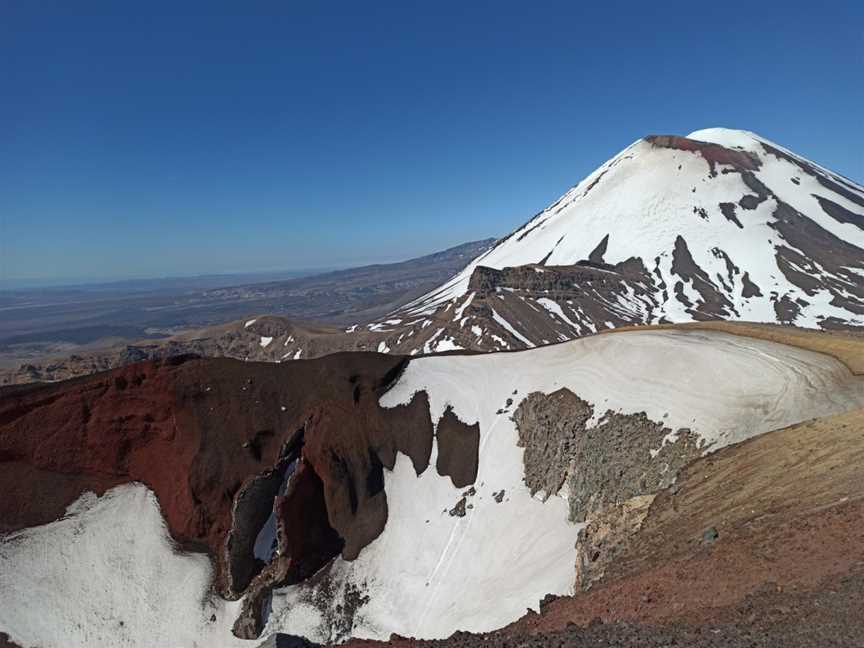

[357,128,864,354]
[3,327,864,648]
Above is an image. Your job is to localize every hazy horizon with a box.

[0,236,496,290]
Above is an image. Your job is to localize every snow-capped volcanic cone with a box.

[9,129,859,377]
[360,128,864,353]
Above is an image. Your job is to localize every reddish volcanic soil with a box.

[645,134,761,173]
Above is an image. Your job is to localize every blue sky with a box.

[2,1,862,285]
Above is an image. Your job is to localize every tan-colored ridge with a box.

[601,321,864,375]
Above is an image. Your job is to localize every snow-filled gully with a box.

[253,458,298,563]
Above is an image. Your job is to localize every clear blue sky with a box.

[2,1,862,286]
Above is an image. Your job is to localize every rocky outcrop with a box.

[513,387,710,593]
[233,458,347,639]
[514,388,592,499]
[573,495,655,589]
[435,406,480,488]
[513,388,705,523]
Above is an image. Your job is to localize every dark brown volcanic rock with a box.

[233,457,350,640]
[278,459,345,585]
[0,633,23,648]
[513,388,704,524]
[301,384,435,562]
[434,406,480,488]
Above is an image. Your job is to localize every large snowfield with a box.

[4,329,864,647]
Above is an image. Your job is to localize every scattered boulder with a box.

[449,497,468,517]
[574,495,656,589]
[703,526,720,543]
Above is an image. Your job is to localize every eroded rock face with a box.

[513,388,713,592]
[0,351,481,640]
[462,260,660,344]
[435,406,481,488]
[233,458,347,639]
[573,495,655,589]
[301,387,435,562]
[513,389,706,522]
[566,412,703,523]
[514,388,592,499]
[226,444,301,597]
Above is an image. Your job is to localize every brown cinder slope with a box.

[603,320,864,374]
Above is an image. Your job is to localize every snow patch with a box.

[0,484,244,648]
[536,297,580,331]
[491,309,534,347]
